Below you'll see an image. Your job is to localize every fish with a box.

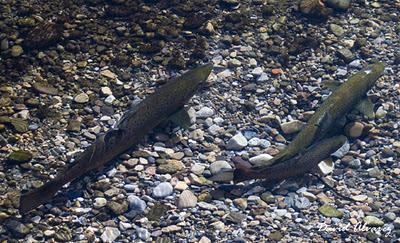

[210,62,385,183]
[232,135,347,182]
[254,62,385,168]
[19,63,213,213]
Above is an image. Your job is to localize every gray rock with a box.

[280,120,305,134]
[259,139,271,148]
[191,163,205,175]
[336,68,348,76]
[337,48,355,63]
[67,120,81,132]
[153,182,173,198]
[209,160,232,174]
[326,0,351,11]
[123,184,136,191]
[5,220,30,238]
[257,73,269,82]
[101,227,120,243]
[368,167,384,179]
[226,133,248,150]
[136,227,151,241]
[349,59,363,68]
[318,160,334,175]
[349,158,361,169]
[274,209,288,217]
[1,39,9,50]
[197,202,218,211]
[93,197,107,208]
[33,82,58,95]
[394,217,400,228]
[285,193,311,210]
[384,212,396,221]
[229,59,242,67]
[177,190,197,208]
[226,211,247,223]
[294,196,311,210]
[248,137,261,147]
[332,140,350,158]
[127,195,147,213]
[208,124,223,135]
[242,83,257,92]
[330,24,345,36]
[196,107,214,118]
[251,67,264,76]
[352,195,368,202]
[217,69,232,78]
[249,154,274,167]
[74,93,89,103]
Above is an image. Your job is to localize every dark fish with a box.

[256,62,385,167]
[19,63,213,213]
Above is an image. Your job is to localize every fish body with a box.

[19,63,213,213]
[232,135,347,182]
[257,62,385,167]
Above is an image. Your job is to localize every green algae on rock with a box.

[0,117,28,133]
[7,150,33,164]
[318,204,343,218]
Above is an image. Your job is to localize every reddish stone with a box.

[271,68,283,75]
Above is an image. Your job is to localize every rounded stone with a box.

[249,154,274,167]
[344,122,364,138]
[11,45,23,57]
[196,107,214,118]
[153,182,173,198]
[226,133,248,150]
[209,160,232,175]
[93,197,107,208]
[326,0,351,11]
[177,190,197,208]
[101,227,120,243]
[74,93,89,103]
[127,195,147,212]
[280,120,305,134]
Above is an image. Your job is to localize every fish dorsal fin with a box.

[314,104,334,139]
[168,107,194,129]
[115,99,142,129]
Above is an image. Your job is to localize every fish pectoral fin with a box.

[104,129,124,146]
[115,100,141,129]
[355,97,375,119]
[168,106,194,129]
[313,105,334,141]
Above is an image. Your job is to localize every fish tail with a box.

[19,177,65,214]
[232,156,263,182]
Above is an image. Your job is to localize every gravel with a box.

[0,0,399,242]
